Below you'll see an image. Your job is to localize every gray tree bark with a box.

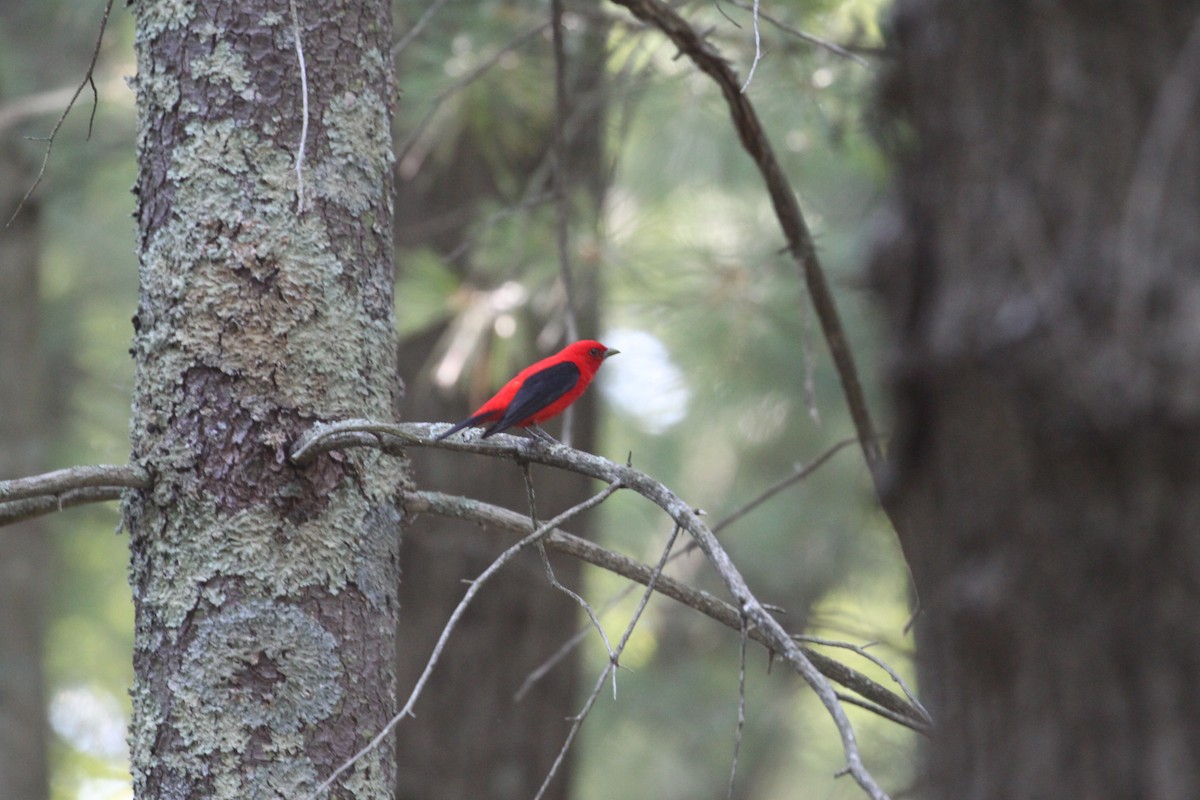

[876,2,1200,798]
[125,1,402,797]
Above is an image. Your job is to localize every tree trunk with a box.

[0,129,50,800]
[876,2,1200,798]
[124,2,401,797]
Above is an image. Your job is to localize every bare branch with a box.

[0,487,125,527]
[797,634,931,727]
[0,85,85,134]
[293,419,899,798]
[739,0,763,92]
[514,434,858,698]
[835,692,925,732]
[442,190,556,265]
[396,23,548,170]
[6,0,114,227]
[407,488,929,733]
[714,436,856,533]
[723,0,870,67]
[533,520,683,800]
[0,464,150,505]
[521,464,619,681]
[727,612,749,799]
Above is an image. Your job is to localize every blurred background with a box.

[0,0,915,798]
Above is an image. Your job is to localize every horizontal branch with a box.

[0,486,126,527]
[408,489,930,733]
[0,464,149,528]
[0,464,150,527]
[292,419,896,799]
[0,464,150,503]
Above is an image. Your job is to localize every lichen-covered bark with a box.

[125,1,401,797]
[876,1,1200,797]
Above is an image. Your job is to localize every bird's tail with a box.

[435,413,494,441]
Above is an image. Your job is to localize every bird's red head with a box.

[563,339,619,375]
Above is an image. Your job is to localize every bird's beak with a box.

[603,349,620,359]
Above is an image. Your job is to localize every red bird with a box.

[436,339,619,441]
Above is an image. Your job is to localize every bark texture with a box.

[875,2,1200,798]
[125,1,401,797]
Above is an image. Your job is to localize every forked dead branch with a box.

[291,419,902,800]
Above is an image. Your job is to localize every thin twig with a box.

[288,0,310,212]
[393,0,455,57]
[0,84,89,135]
[533,521,682,800]
[739,0,762,92]
[442,191,556,265]
[303,480,622,799]
[797,634,931,726]
[714,436,856,533]
[724,0,869,67]
[727,612,750,799]
[514,607,602,701]
[835,692,924,731]
[521,464,619,687]
[7,0,113,227]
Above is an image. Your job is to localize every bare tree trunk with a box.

[876,2,1200,797]
[0,133,50,800]
[124,2,401,796]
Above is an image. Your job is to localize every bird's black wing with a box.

[482,361,581,438]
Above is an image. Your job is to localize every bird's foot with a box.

[527,425,562,446]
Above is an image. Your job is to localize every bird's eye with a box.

[590,347,601,357]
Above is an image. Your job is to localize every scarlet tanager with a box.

[436,339,619,441]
